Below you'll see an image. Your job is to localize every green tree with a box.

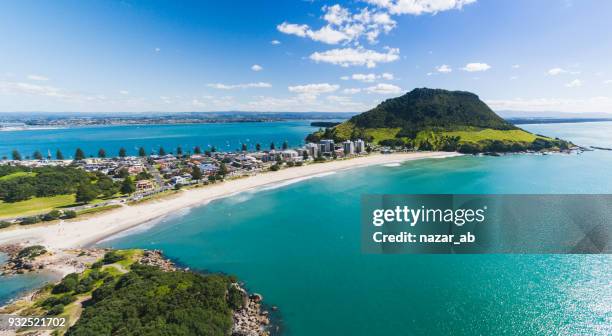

[282,141,288,150]
[120,177,135,195]
[302,151,309,160]
[97,176,117,198]
[98,148,106,158]
[270,142,275,150]
[74,148,85,161]
[138,147,146,157]
[255,143,261,151]
[218,163,228,178]
[76,183,98,204]
[191,166,203,181]
[56,149,64,160]
[158,146,166,156]
[118,147,127,158]
[241,143,247,151]
[194,146,202,154]
[176,146,183,156]
[33,150,43,160]
[211,146,217,153]
[12,149,22,161]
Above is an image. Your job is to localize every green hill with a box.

[307,88,570,153]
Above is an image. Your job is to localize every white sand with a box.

[0,152,460,249]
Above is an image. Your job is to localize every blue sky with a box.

[1,0,611,113]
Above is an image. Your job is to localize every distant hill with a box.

[307,88,571,153]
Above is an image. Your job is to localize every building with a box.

[319,139,335,154]
[136,180,155,193]
[281,149,299,161]
[305,143,319,158]
[343,140,355,155]
[354,139,366,153]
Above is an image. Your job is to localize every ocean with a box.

[1,121,611,334]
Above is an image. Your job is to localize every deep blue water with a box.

[0,121,318,159]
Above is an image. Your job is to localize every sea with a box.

[1,121,611,335]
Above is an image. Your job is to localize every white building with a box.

[319,139,335,154]
[305,143,319,158]
[281,149,300,161]
[354,139,366,153]
[343,140,355,155]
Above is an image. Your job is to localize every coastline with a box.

[0,152,460,250]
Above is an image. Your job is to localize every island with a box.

[306,88,572,153]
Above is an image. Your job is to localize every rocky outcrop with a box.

[232,291,271,336]
[137,249,176,271]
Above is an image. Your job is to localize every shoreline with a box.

[0,152,461,250]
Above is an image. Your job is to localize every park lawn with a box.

[0,194,77,219]
[439,128,543,143]
[0,171,37,181]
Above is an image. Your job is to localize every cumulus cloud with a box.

[27,74,49,81]
[547,67,580,76]
[365,83,402,94]
[365,0,476,15]
[288,83,339,95]
[277,22,309,37]
[251,64,263,72]
[436,64,452,73]
[310,47,400,68]
[352,73,378,82]
[343,88,362,94]
[462,63,491,72]
[565,79,583,88]
[207,82,272,90]
[270,40,281,45]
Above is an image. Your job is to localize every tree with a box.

[138,147,146,157]
[76,183,98,204]
[218,163,228,178]
[270,164,280,171]
[118,147,127,158]
[191,166,202,181]
[255,143,261,151]
[194,146,202,154]
[12,149,21,161]
[176,146,183,157]
[56,149,64,160]
[270,142,275,150]
[282,141,288,150]
[33,150,43,160]
[158,146,166,156]
[303,151,309,160]
[97,176,117,198]
[211,146,217,153]
[98,148,106,158]
[241,143,247,152]
[120,177,135,195]
[74,148,85,161]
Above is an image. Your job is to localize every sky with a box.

[1,0,611,114]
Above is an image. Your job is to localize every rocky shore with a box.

[232,287,273,336]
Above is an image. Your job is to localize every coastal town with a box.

[0,139,372,225]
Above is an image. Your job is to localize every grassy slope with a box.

[0,171,37,181]
[0,194,76,218]
[437,129,542,143]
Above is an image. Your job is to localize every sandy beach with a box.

[0,152,460,250]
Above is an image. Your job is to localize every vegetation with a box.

[17,245,47,259]
[0,194,76,219]
[306,88,570,153]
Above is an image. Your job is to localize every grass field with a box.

[440,129,541,143]
[0,171,37,181]
[0,194,76,219]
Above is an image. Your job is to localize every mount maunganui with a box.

[307,88,571,153]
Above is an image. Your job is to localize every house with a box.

[136,180,155,193]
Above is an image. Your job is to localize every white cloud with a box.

[343,88,362,94]
[340,76,350,80]
[154,47,161,52]
[306,25,350,44]
[365,0,476,15]
[512,64,520,69]
[436,64,452,73]
[0,80,83,100]
[323,4,351,25]
[352,73,378,82]
[277,22,309,37]
[565,79,583,88]
[462,62,491,72]
[27,74,49,81]
[365,83,402,94]
[547,67,580,76]
[486,96,612,113]
[270,40,281,45]
[310,47,400,68]
[119,90,130,95]
[207,82,272,90]
[251,64,263,72]
[381,72,394,80]
[288,83,339,95]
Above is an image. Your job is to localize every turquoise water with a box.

[0,253,58,305]
[0,121,318,159]
[100,122,612,335]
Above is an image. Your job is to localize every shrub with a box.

[47,304,65,316]
[17,245,47,259]
[42,210,62,221]
[52,273,79,294]
[102,251,124,264]
[0,221,12,229]
[62,210,77,219]
[20,216,41,225]
[270,164,280,171]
